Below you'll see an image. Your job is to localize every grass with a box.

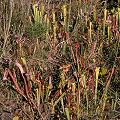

[0,0,120,119]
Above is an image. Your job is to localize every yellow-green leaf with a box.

[13,116,19,120]
[65,108,70,120]
[100,67,107,75]
[96,67,100,80]
[47,85,53,90]
[21,57,27,68]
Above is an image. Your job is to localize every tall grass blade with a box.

[90,22,92,42]
[65,107,70,120]
[103,8,107,36]
[53,92,66,107]
[95,67,100,106]
[81,74,89,115]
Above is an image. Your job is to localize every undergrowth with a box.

[0,0,120,120]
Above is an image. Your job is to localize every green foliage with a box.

[26,21,47,39]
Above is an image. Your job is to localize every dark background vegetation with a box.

[0,0,120,119]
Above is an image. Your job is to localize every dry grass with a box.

[0,0,120,119]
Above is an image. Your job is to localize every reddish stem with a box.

[104,66,115,93]
[22,73,29,95]
[7,68,24,94]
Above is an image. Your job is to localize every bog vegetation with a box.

[0,0,120,120]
